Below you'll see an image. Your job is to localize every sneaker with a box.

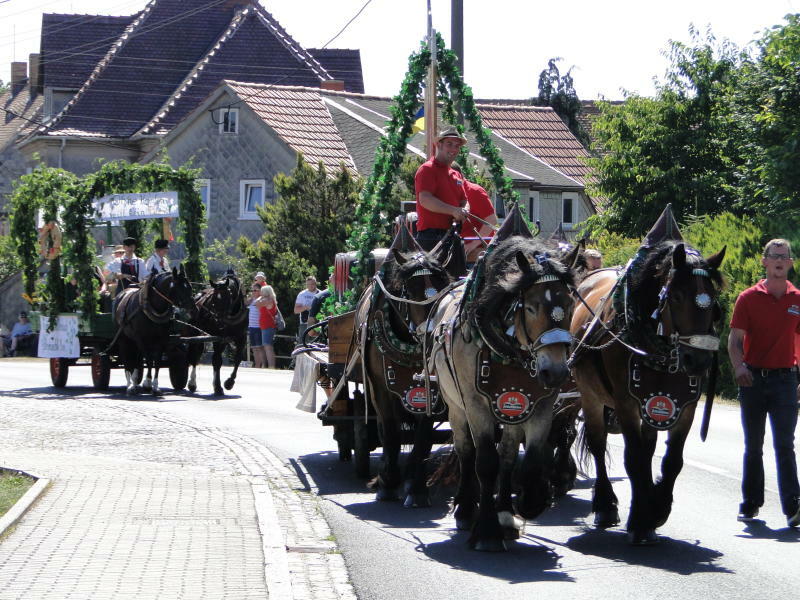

[737,502,759,522]
[788,499,800,528]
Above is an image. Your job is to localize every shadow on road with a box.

[0,384,241,402]
[421,533,573,583]
[564,527,730,575]
[737,520,800,542]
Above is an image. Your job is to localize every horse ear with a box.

[562,243,582,271]
[391,248,407,265]
[672,243,687,270]
[705,246,726,270]
[516,251,532,273]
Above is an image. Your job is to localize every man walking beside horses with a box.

[728,238,800,527]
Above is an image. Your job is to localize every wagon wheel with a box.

[352,389,371,479]
[169,362,189,392]
[91,349,111,391]
[50,358,69,388]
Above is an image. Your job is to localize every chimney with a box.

[29,53,40,93]
[320,79,345,92]
[11,61,27,94]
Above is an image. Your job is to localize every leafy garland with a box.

[345,33,519,300]
[10,160,206,321]
[83,160,207,283]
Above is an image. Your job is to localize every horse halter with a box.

[513,262,573,373]
[650,265,720,371]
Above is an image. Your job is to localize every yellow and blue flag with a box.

[411,106,425,134]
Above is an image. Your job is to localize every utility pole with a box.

[451,0,464,125]
[425,0,438,158]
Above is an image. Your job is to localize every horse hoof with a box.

[188,383,197,393]
[498,511,523,539]
[455,518,473,531]
[213,388,224,396]
[471,538,507,552]
[375,487,400,502]
[627,529,659,546]
[594,510,620,529]
[224,379,235,390]
[403,493,431,508]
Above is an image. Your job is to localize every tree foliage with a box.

[533,58,590,146]
[238,154,361,316]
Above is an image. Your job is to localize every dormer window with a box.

[219,108,238,134]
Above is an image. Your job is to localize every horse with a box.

[570,240,725,545]
[185,271,248,396]
[114,265,196,395]
[358,231,462,507]
[427,236,580,551]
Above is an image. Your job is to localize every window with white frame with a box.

[561,192,578,230]
[218,108,239,134]
[197,179,210,216]
[527,191,540,224]
[240,179,266,219]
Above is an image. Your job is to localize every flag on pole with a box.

[412,107,425,134]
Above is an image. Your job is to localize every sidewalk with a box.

[0,392,355,600]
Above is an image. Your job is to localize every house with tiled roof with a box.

[0,0,363,225]
[141,80,592,243]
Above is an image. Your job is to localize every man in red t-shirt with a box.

[728,238,800,527]
[460,179,497,262]
[414,127,469,251]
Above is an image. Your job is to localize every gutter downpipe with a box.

[58,138,66,169]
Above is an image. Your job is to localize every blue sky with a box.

[1,0,797,100]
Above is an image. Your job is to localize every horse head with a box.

[632,241,726,375]
[386,247,453,333]
[167,264,197,318]
[482,237,578,389]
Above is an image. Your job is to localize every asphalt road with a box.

[2,359,799,600]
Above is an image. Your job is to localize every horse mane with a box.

[628,241,723,302]
[384,250,449,294]
[474,236,574,309]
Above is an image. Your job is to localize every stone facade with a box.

[153,91,296,246]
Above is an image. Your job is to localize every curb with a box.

[0,468,51,538]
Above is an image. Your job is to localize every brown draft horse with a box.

[185,271,248,396]
[359,232,462,507]
[570,240,725,544]
[428,236,580,551]
[114,266,196,395]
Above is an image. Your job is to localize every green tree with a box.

[0,79,9,95]
[239,154,362,315]
[0,235,21,283]
[585,28,746,237]
[533,58,590,146]
[734,14,800,216]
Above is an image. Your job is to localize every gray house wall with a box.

[155,92,297,246]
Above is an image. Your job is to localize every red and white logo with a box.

[644,395,676,424]
[405,387,428,410]
[496,392,529,418]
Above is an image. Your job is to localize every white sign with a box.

[93,191,179,221]
[37,315,80,358]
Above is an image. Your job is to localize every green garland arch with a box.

[346,33,519,294]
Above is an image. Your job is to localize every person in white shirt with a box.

[106,237,146,293]
[144,239,170,275]
[294,276,318,342]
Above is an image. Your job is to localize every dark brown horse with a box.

[114,265,196,395]
[358,234,462,507]
[428,236,580,550]
[185,271,248,396]
[570,240,725,544]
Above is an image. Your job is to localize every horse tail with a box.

[426,443,458,488]
[575,416,614,477]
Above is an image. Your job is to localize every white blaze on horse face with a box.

[544,289,552,303]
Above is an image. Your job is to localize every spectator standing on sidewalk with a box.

[256,285,278,369]
[247,283,266,368]
[728,238,800,527]
[294,276,318,342]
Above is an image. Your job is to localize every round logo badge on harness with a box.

[642,393,679,429]
[491,389,535,424]
[401,385,445,415]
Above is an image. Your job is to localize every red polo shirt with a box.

[461,180,495,241]
[414,158,467,231]
[730,279,800,368]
